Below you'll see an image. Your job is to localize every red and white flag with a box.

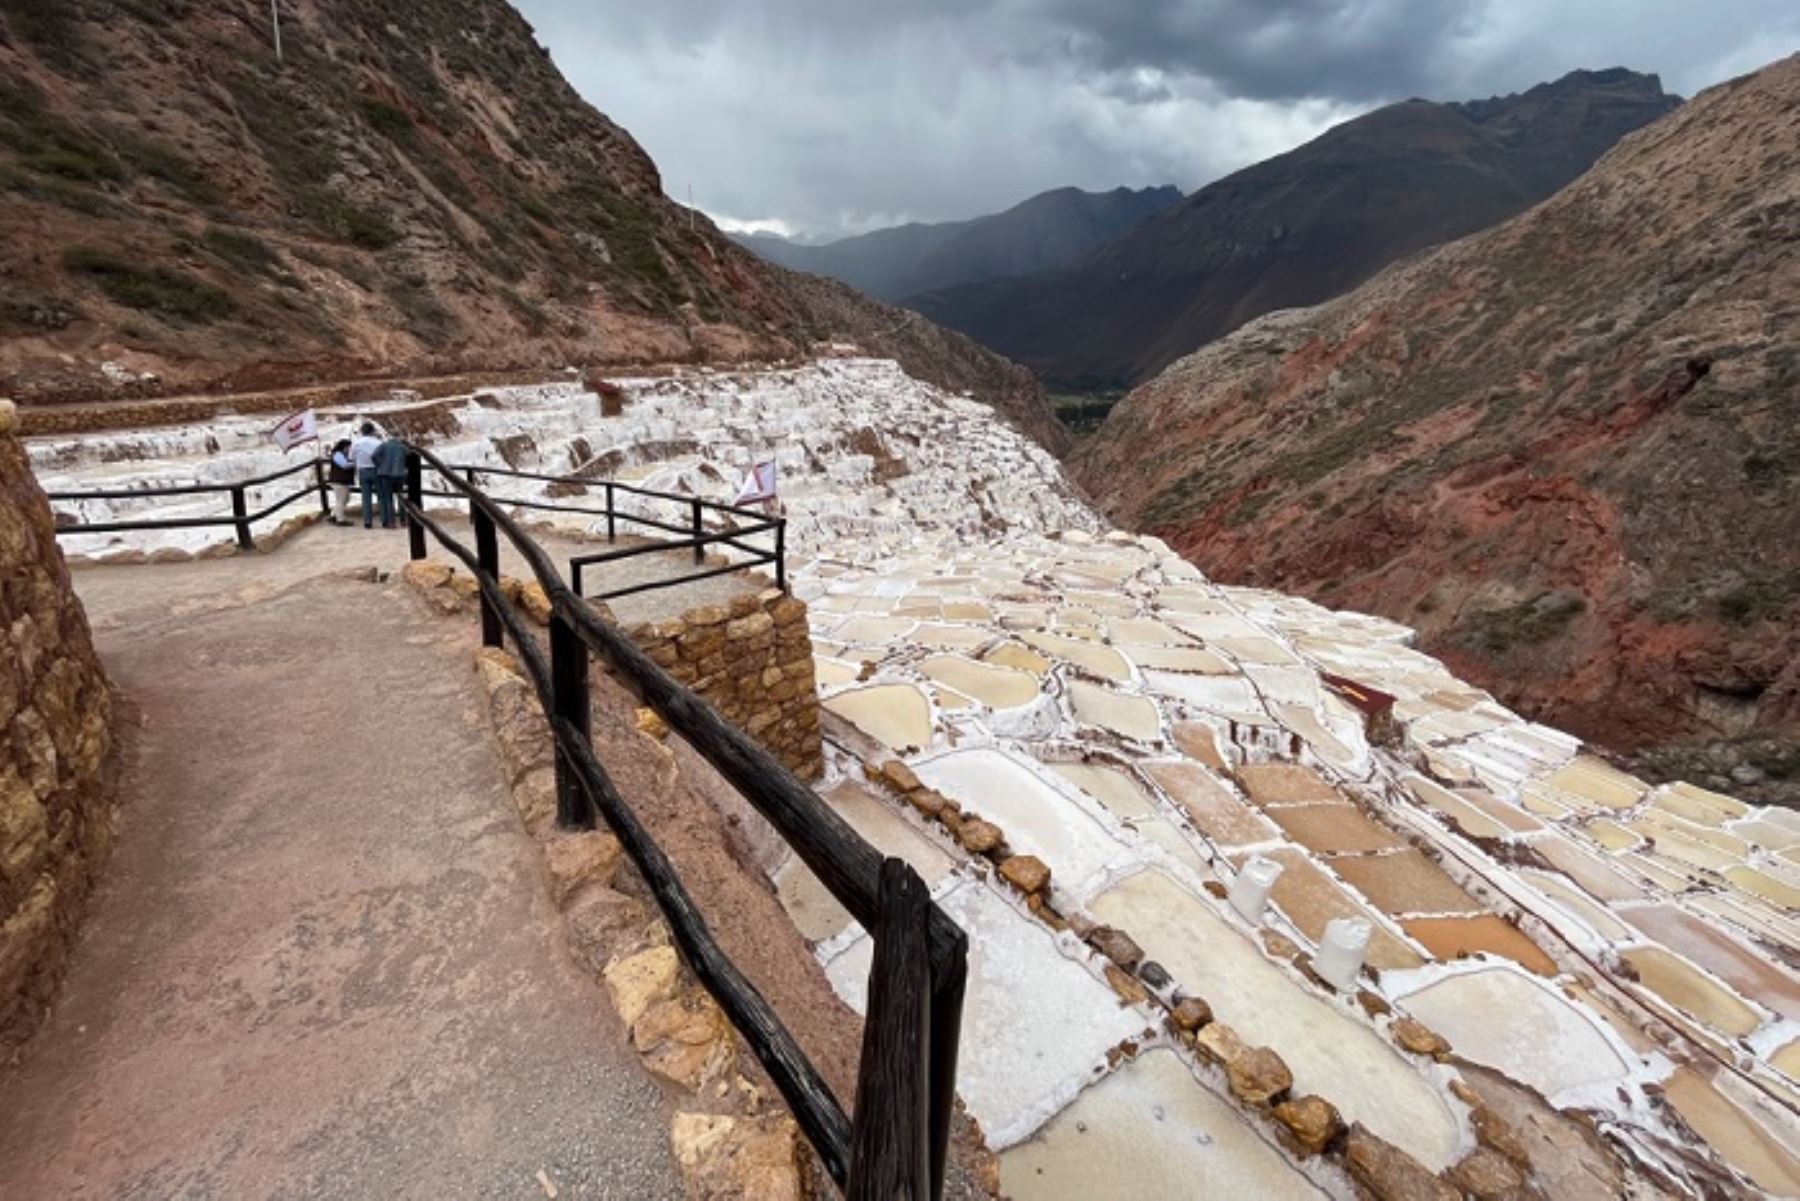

[271,409,317,452]
[733,459,777,505]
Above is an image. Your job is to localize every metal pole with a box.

[313,457,329,518]
[775,519,787,592]
[549,613,594,829]
[691,497,703,564]
[605,482,616,543]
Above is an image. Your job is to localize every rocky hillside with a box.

[0,0,1064,450]
[733,185,1182,302]
[913,69,1680,391]
[1072,55,1800,802]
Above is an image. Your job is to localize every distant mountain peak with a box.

[730,185,1182,302]
[911,66,1683,391]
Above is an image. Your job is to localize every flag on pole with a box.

[733,459,777,505]
[271,409,317,452]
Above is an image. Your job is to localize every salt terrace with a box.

[31,359,1800,1197]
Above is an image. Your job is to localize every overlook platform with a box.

[0,531,694,1197]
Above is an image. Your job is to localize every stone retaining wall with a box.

[0,400,118,1048]
[625,588,823,779]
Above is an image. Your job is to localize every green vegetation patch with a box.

[200,226,280,274]
[1453,590,1586,654]
[61,247,234,322]
[297,187,399,250]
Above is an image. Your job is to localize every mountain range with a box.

[0,0,1062,448]
[912,68,1682,391]
[730,185,1181,302]
[1072,55,1800,801]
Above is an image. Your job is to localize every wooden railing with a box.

[417,460,787,596]
[48,453,788,605]
[401,446,967,1199]
[45,456,326,550]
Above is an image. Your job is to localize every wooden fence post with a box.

[406,450,425,561]
[474,505,503,650]
[847,859,932,1200]
[549,611,594,829]
[231,485,253,551]
[313,457,329,518]
[775,519,787,592]
[925,941,968,1200]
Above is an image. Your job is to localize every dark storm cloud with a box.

[512,0,1798,238]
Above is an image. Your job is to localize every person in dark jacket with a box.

[326,439,355,525]
[373,437,409,529]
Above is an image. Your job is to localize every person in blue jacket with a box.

[373,437,409,529]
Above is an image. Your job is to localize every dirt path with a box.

[0,565,683,1198]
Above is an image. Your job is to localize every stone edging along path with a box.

[400,562,809,1199]
[400,561,1009,1200]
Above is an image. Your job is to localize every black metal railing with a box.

[45,456,327,550]
[401,446,965,1199]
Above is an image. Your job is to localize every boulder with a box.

[997,854,1050,895]
[633,993,735,1092]
[670,1112,803,1201]
[1344,1124,1459,1201]
[401,560,454,591]
[1274,1095,1342,1156]
[1226,1046,1292,1107]
[603,946,679,1028]
[1087,925,1144,971]
[563,885,649,974]
[878,759,920,793]
[543,831,622,905]
[955,819,1003,855]
[518,581,554,626]
[1195,1022,1247,1067]
[1392,1016,1452,1059]
[1169,996,1213,1033]
[1103,964,1149,1005]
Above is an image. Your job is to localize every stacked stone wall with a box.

[627,588,822,779]
[0,400,118,1048]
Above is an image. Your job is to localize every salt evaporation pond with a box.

[822,683,932,751]
[1091,868,1463,1170]
[1000,1049,1326,1200]
[1394,968,1630,1099]
[826,879,1144,1147]
[913,748,1129,897]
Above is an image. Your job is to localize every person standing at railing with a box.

[350,422,384,529]
[326,439,356,526]
[374,436,409,530]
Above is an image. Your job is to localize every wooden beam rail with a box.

[403,446,966,1197]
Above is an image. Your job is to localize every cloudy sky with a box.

[514,0,1798,240]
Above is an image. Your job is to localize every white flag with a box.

[733,459,777,505]
[271,409,317,452]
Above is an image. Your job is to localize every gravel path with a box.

[0,567,683,1198]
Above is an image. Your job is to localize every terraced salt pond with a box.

[1000,1049,1326,1199]
[38,356,1800,1198]
[1091,869,1464,1170]
[1394,968,1629,1099]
